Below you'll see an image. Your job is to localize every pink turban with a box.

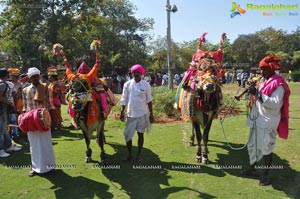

[130,64,146,75]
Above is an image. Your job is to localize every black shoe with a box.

[259,176,271,186]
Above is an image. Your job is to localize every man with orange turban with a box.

[241,55,290,186]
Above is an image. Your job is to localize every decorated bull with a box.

[53,41,109,164]
[175,33,226,164]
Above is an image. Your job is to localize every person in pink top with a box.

[241,55,290,186]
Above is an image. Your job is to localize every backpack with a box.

[0,80,8,97]
[0,81,8,111]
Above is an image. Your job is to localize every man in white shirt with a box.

[143,74,151,84]
[162,73,168,86]
[241,55,290,186]
[120,64,154,162]
[0,68,22,158]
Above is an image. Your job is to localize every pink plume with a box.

[199,32,208,43]
[220,33,227,43]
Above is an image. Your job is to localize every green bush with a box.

[152,86,181,118]
[291,71,300,82]
[152,86,239,119]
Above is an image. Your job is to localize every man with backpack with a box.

[0,68,22,158]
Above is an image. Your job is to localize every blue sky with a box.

[0,0,299,44]
[132,0,300,44]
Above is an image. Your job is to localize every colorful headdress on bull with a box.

[62,40,101,86]
[191,33,226,71]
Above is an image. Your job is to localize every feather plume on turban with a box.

[259,55,281,71]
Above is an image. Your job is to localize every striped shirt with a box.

[22,84,49,112]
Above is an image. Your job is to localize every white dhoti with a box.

[247,127,277,165]
[124,113,150,142]
[27,130,56,173]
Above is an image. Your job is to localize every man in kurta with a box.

[120,64,154,162]
[47,67,63,132]
[22,67,56,177]
[241,55,290,186]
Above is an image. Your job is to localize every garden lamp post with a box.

[166,0,177,89]
[38,44,47,73]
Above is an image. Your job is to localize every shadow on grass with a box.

[209,139,300,199]
[40,170,113,199]
[0,134,31,167]
[51,127,113,142]
[51,128,84,140]
[99,143,220,199]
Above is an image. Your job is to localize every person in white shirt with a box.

[0,68,22,158]
[143,74,151,84]
[162,73,168,86]
[241,55,290,186]
[120,64,154,162]
[236,72,242,87]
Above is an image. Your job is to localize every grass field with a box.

[0,83,299,199]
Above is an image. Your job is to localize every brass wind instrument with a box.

[234,79,259,101]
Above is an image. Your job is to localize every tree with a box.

[0,0,154,75]
[0,0,45,71]
[232,34,268,68]
[256,27,286,52]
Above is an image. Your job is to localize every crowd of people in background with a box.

[101,72,183,94]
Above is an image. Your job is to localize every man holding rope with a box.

[241,55,290,186]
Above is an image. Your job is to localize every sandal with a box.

[28,170,37,177]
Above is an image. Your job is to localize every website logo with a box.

[230,2,299,17]
[230,2,246,18]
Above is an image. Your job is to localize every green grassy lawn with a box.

[0,83,299,199]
